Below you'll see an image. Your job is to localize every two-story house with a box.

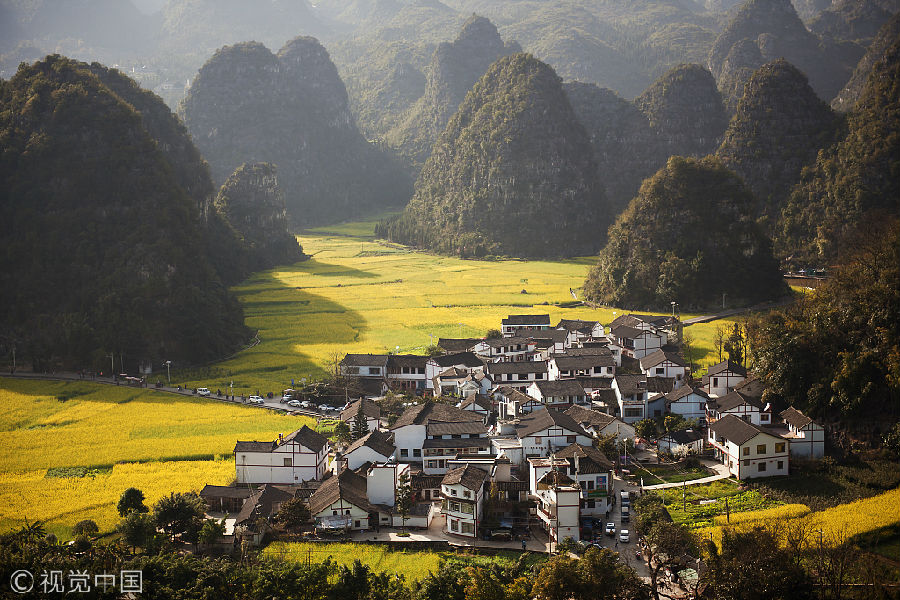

[472,336,539,362]
[554,443,614,515]
[639,350,688,385]
[706,390,771,426]
[529,460,582,544]
[526,380,590,411]
[502,314,551,337]
[779,407,825,459]
[340,354,389,379]
[703,360,747,397]
[441,465,487,538]
[386,354,428,393]
[664,384,711,423]
[514,408,593,456]
[235,426,330,485]
[564,405,635,442]
[555,319,605,346]
[484,360,548,392]
[423,420,491,474]
[708,415,789,479]
[548,354,616,380]
[424,352,485,391]
[340,398,381,432]
[613,374,665,423]
[342,430,395,470]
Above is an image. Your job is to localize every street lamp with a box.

[670,301,677,318]
[164,360,172,384]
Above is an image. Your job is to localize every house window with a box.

[713,377,719,387]
[461,503,474,515]
[585,480,595,490]
[463,490,471,498]
[461,522,475,534]
[518,374,528,380]
[346,367,360,374]
[742,447,749,456]
[451,489,457,496]
[756,444,766,454]
[333,510,338,516]
[777,461,784,470]
[656,368,664,375]
[450,519,459,532]
[345,510,351,515]
[368,367,381,375]
[775,442,786,453]
[537,373,545,379]
[743,460,749,467]
[758,462,767,472]
[426,460,438,468]
[283,458,292,467]
[452,434,461,439]
[567,435,576,443]
[418,367,426,374]
[449,501,461,512]
[400,449,408,457]
[413,449,421,457]
[354,520,361,528]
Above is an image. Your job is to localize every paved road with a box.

[682,296,795,325]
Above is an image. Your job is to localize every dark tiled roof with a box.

[615,374,648,397]
[341,398,381,421]
[780,406,814,429]
[659,429,703,445]
[308,468,374,515]
[610,314,669,329]
[430,352,484,368]
[441,464,488,490]
[556,319,600,332]
[714,390,763,413]
[640,349,687,370]
[710,414,776,446]
[552,355,615,369]
[483,336,532,348]
[486,361,548,375]
[531,379,586,397]
[438,338,480,353]
[665,384,710,403]
[387,354,428,369]
[610,325,644,339]
[562,346,613,357]
[706,360,748,377]
[234,440,276,453]
[283,425,329,452]
[555,443,614,469]
[459,394,491,411]
[565,405,616,430]
[411,473,444,489]
[349,378,388,398]
[200,485,254,500]
[344,429,395,458]
[592,389,619,406]
[391,401,483,429]
[734,376,766,398]
[515,408,589,438]
[423,437,491,449]
[438,366,470,379]
[647,377,676,394]
[517,328,568,343]
[341,353,389,367]
[234,484,298,525]
[427,420,487,436]
[537,470,575,486]
[502,314,551,326]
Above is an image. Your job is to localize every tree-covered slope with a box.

[832,12,900,112]
[777,35,900,266]
[179,37,411,227]
[0,55,250,370]
[376,53,607,258]
[717,59,839,231]
[583,156,786,310]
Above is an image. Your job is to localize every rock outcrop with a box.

[377,54,607,258]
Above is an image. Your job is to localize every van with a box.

[620,490,631,506]
[621,506,630,522]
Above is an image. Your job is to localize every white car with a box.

[318,404,331,412]
[196,387,210,396]
[301,400,313,408]
[287,399,301,408]
[249,395,265,404]
[619,530,630,543]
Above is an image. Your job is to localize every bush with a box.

[72,519,99,536]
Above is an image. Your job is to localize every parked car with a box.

[249,395,265,404]
[621,507,630,522]
[605,523,616,536]
[301,400,313,408]
[196,387,210,396]
[619,530,630,543]
[287,400,301,408]
[318,404,331,412]
[620,490,631,506]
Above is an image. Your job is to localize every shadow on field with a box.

[290,257,377,279]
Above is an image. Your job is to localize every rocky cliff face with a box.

[832,13,900,112]
[708,0,863,108]
[0,55,249,368]
[377,54,607,258]
[386,15,519,170]
[635,63,729,159]
[179,37,411,227]
[717,59,839,230]
[213,163,304,272]
[716,38,765,113]
[563,82,658,216]
[583,156,786,311]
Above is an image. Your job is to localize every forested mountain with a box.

[583,156,786,310]
[376,54,606,258]
[708,0,864,110]
[385,15,519,171]
[0,56,250,370]
[717,59,839,231]
[832,13,900,112]
[809,0,900,44]
[179,37,411,226]
[778,34,900,266]
[635,63,729,159]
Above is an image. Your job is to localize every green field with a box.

[652,480,784,528]
[177,217,735,392]
[0,378,314,538]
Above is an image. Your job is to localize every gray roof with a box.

[430,352,484,368]
[441,464,488,489]
[615,374,648,397]
[565,405,616,430]
[610,325,644,340]
[200,485,254,500]
[556,319,599,332]
[610,314,669,329]
[344,429,395,458]
[555,443,614,470]
[516,328,568,343]
[341,353,390,367]
[387,354,428,369]
[234,484,298,525]
[423,437,492,449]
[713,390,763,413]
[515,408,589,438]
[665,384,710,404]
[459,394,492,411]
[710,414,777,446]
[234,440,276,453]
[308,469,374,515]
[531,379,586,397]
[283,425,329,452]
[562,346,613,357]
[552,355,615,369]
[706,360,747,377]
[391,401,483,429]
[486,361,548,375]
[341,398,381,421]
[647,377,676,394]
[427,420,487,436]
[502,314,551,326]
[483,336,533,348]
[640,349,687,370]
[438,338,480,353]
[780,406,813,429]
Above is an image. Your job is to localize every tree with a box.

[396,471,412,529]
[118,487,149,516]
[351,404,369,441]
[681,329,695,373]
[153,492,206,542]
[724,323,744,365]
[334,420,351,445]
[72,519,99,537]
[118,510,156,553]
[198,518,225,550]
[641,521,696,600]
[464,566,506,600]
[634,419,658,440]
[484,328,502,339]
[275,497,311,529]
[713,324,726,363]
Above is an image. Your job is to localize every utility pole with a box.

[165,360,171,384]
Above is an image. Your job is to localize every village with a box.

[200,312,826,573]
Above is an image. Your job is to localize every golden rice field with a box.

[178,217,736,392]
[699,487,900,548]
[0,378,314,538]
[265,541,443,581]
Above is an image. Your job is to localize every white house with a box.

[502,314,550,337]
[656,429,704,455]
[703,360,747,397]
[309,468,374,531]
[609,325,667,359]
[390,401,488,469]
[613,374,650,423]
[664,384,711,422]
[386,354,428,393]
[564,405,635,442]
[340,354,390,379]
[526,379,590,411]
[555,443,614,515]
[492,386,537,419]
[779,407,825,459]
[342,430,395,470]
[472,336,539,362]
[707,390,771,427]
[457,393,492,416]
[548,354,615,380]
[235,426,329,485]
[340,398,381,432]
[639,349,687,384]
[708,415,789,479]
[514,408,593,456]
[484,360,548,391]
[425,352,485,391]
[556,319,605,346]
[519,328,570,356]
[529,460,582,544]
[423,419,491,474]
[441,465,487,538]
